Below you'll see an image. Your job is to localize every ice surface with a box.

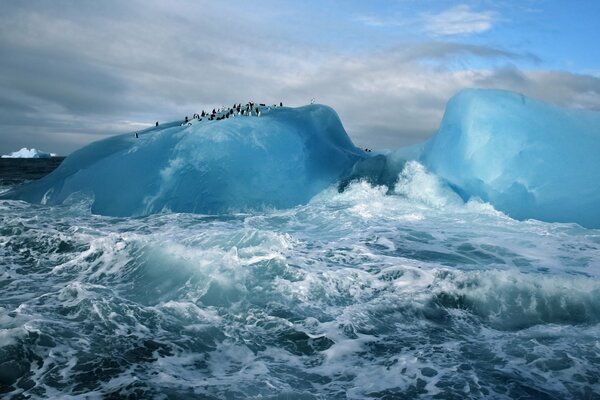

[2,147,56,158]
[420,89,600,228]
[3,105,365,216]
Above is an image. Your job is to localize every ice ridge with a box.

[3,104,365,216]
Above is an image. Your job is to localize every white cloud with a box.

[355,15,392,27]
[423,4,497,36]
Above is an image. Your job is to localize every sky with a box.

[1,0,599,155]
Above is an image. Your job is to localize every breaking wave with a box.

[2,160,600,398]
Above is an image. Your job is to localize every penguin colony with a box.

[136,101,371,153]
[183,101,285,126]
[135,102,285,139]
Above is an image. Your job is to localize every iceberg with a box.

[2,147,56,158]
[3,90,600,227]
[420,89,600,228]
[2,105,365,216]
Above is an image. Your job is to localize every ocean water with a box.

[1,159,599,399]
[0,158,65,189]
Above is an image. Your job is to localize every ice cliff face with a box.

[421,89,600,228]
[4,105,365,216]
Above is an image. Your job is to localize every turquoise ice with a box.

[4,90,600,227]
[4,105,365,216]
[421,89,600,228]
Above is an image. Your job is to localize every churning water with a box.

[1,160,599,399]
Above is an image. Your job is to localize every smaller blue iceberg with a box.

[3,105,365,216]
[421,89,600,228]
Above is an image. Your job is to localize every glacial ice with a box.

[337,89,600,227]
[4,90,600,227]
[2,147,56,158]
[421,89,600,228]
[3,105,365,216]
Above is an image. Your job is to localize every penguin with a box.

[155,121,159,127]
[185,116,189,123]
[134,132,138,139]
[280,102,283,107]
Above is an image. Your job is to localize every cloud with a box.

[387,41,539,63]
[423,4,497,36]
[270,54,600,149]
[354,15,394,28]
[0,1,598,155]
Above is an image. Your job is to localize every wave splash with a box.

[1,162,599,397]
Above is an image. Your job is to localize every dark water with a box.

[0,158,65,188]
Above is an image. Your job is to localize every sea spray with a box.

[1,168,599,398]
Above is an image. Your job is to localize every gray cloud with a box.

[0,1,599,155]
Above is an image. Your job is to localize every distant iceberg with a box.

[2,147,57,158]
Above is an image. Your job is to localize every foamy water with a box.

[1,162,599,398]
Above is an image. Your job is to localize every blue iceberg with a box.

[3,105,365,216]
[420,89,600,228]
[4,90,600,227]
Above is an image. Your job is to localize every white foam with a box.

[0,326,26,347]
[1,169,600,398]
[395,161,463,208]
